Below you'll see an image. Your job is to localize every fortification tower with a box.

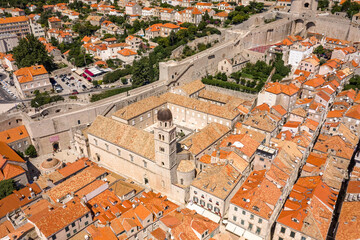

[290,0,318,13]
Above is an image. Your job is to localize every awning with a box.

[85,69,94,77]
[225,222,245,236]
[243,230,263,240]
[186,203,221,223]
[202,209,221,223]
[75,69,84,75]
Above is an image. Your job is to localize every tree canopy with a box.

[0,179,16,200]
[13,34,56,71]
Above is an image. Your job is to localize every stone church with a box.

[77,108,197,203]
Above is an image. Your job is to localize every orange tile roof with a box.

[48,17,61,22]
[87,225,118,240]
[277,177,337,239]
[0,125,29,144]
[304,76,325,88]
[252,103,270,113]
[0,16,28,25]
[219,134,260,158]
[271,105,287,116]
[265,82,299,96]
[118,48,137,56]
[151,228,166,240]
[161,208,219,239]
[2,164,25,180]
[326,109,345,118]
[314,135,354,160]
[14,65,48,83]
[57,158,91,178]
[46,166,107,202]
[294,69,311,78]
[336,201,360,240]
[0,183,41,219]
[199,154,211,164]
[146,23,163,32]
[32,197,90,238]
[214,11,228,17]
[231,170,281,219]
[0,141,25,165]
[161,23,180,29]
[345,104,360,119]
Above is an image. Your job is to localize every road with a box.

[0,72,16,103]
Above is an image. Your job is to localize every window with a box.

[117,149,121,156]
[94,139,98,146]
[52,235,57,240]
[260,157,264,161]
[200,200,205,206]
[193,197,199,203]
[207,203,213,210]
[279,238,284,240]
[301,237,306,240]
[78,120,81,124]
[67,233,71,238]
[234,206,238,211]
[73,229,77,234]
[194,191,197,194]
[258,218,262,224]
[65,227,69,232]
[214,207,220,213]
[248,223,253,231]
[256,227,261,235]
[160,147,165,152]
[250,214,254,220]
[130,155,134,162]
[241,220,244,225]
[242,210,246,215]
[105,144,109,151]
[140,116,143,121]
[290,231,295,238]
[280,227,286,233]
[233,216,237,221]
[143,161,147,168]
[132,120,135,125]
[72,223,75,227]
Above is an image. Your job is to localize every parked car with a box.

[72,89,79,95]
[82,85,87,90]
[70,77,74,80]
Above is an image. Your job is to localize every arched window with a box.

[159,134,161,140]
[180,179,184,185]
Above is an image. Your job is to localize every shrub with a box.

[90,87,132,102]
[25,145,37,158]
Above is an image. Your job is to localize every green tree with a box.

[0,180,16,200]
[13,34,56,71]
[132,57,151,87]
[318,0,329,10]
[25,145,37,158]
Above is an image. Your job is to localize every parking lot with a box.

[52,72,93,95]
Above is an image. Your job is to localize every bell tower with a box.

[154,108,177,170]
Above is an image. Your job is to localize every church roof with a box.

[87,116,155,160]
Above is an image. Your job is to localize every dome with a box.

[41,158,61,169]
[157,108,172,122]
